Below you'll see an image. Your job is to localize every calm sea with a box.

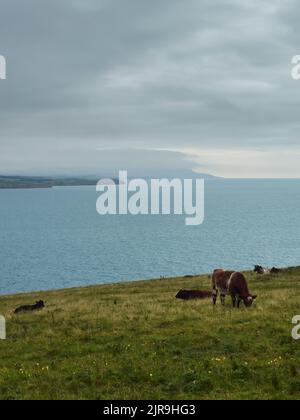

[1,179,300,294]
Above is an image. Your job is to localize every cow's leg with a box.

[236,297,241,308]
[231,294,236,308]
[220,294,226,306]
[212,289,218,305]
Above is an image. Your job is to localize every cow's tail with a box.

[227,272,236,289]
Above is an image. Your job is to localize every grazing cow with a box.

[270,267,281,274]
[176,290,212,300]
[212,269,257,308]
[14,300,45,314]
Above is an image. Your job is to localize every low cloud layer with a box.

[0,0,300,177]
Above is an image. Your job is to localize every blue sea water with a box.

[0,179,300,294]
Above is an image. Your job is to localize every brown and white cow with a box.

[212,269,257,308]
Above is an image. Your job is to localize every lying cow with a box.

[254,265,281,275]
[14,300,45,314]
[212,269,257,308]
[176,290,212,300]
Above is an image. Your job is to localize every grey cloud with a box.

[0,145,198,178]
[0,0,300,177]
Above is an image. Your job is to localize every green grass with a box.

[1,268,300,400]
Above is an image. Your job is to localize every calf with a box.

[176,290,212,300]
[212,269,257,308]
[14,300,45,314]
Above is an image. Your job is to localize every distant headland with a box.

[0,175,105,189]
[0,173,221,189]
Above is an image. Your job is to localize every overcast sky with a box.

[0,0,300,178]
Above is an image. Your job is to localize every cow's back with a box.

[212,269,234,291]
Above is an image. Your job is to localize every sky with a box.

[0,0,300,178]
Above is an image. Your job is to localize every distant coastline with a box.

[0,176,114,189]
[0,173,220,189]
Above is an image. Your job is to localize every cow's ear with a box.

[252,295,257,300]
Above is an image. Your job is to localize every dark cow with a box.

[270,267,281,274]
[254,265,267,275]
[176,290,212,300]
[212,269,257,308]
[14,300,45,314]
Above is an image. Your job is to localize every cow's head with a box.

[243,295,257,307]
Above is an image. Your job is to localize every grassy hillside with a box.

[0,268,300,400]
